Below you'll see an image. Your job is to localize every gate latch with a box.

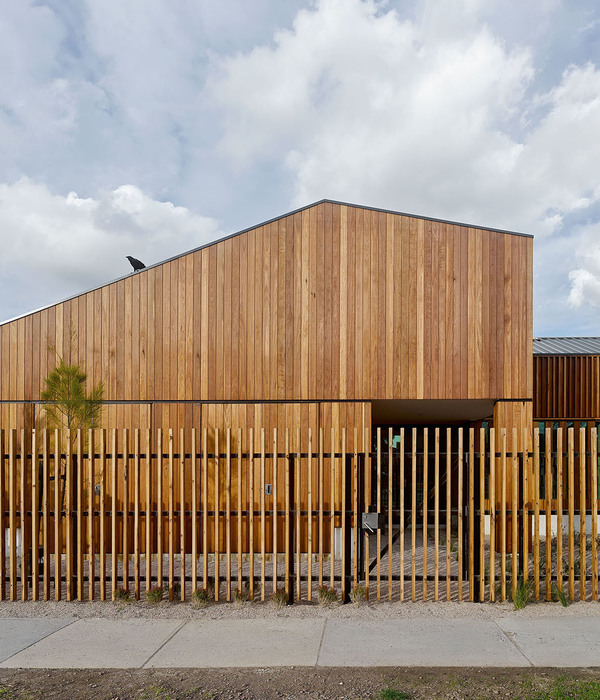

[361,512,384,533]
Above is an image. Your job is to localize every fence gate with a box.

[0,426,598,603]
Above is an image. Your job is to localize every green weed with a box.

[271,587,288,608]
[317,585,339,606]
[513,578,534,610]
[190,587,212,608]
[378,689,410,700]
[232,584,250,604]
[350,584,366,603]
[523,675,600,699]
[145,586,164,604]
[114,587,131,602]
[551,582,570,607]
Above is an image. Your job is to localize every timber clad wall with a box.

[0,200,532,434]
[534,355,600,419]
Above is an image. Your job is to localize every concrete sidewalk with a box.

[1,615,600,668]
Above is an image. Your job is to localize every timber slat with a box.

[545,424,552,601]
[445,428,451,602]
[134,429,140,600]
[180,429,185,601]
[468,428,474,602]
[579,427,586,601]
[31,430,38,601]
[0,430,4,602]
[20,430,27,601]
[411,428,416,602]
[568,427,575,601]
[100,430,107,601]
[591,428,598,602]
[422,427,428,602]
[434,428,439,602]
[122,430,129,598]
[533,428,540,601]
[388,427,393,601]
[0,425,597,606]
[9,430,16,601]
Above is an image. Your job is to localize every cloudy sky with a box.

[1,0,600,335]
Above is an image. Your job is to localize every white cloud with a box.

[1,0,600,332]
[206,0,600,333]
[209,0,534,220]
[0,179,222,322]
[568,222,600,309]
[0,0,311,209]
[569,269,600,308]
[208,0,600,244]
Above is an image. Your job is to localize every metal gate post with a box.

[357,454,365,580]
[518,453,525,578]
[286,453,294,605]
[343,454,353,603]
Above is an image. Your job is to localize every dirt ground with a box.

[2,596,600,698]
[1,667,600,699]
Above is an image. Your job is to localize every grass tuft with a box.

[190,587,212,608]
[114,587,131,603]
[378,689,410,700]
[145,586,164,604]
[350,585,366,603]
[317,585,338,606]
[513,578,534,610]
[551,582,570,607]
[232,585,251,605]
[271,588,288,608]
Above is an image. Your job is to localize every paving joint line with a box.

[315,619,328,667]
[141,620,187,669]
[0,617,78,665]
[493,619,534,667]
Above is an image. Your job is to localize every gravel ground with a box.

[2,594,600,621]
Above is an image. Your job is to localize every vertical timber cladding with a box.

[199,401,371,554]
[0,200,532,426]
[0,200,532,555]
[493,400,534,553]
[534,355,600,420]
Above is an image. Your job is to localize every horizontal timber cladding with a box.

[534,355,600,420]
[0,202,533,419]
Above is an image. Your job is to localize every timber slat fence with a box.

[0,425,599,604]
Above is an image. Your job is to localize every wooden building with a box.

[533,337,600,422]
[0,199,534,441]
[533,337,600,513]
[0,200,534,558]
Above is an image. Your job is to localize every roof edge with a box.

[533,337,600,356]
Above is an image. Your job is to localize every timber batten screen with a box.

[534,354,600,420]
[1,425,597,604]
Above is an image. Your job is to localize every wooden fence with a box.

[0,425,598,604]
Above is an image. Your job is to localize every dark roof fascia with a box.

[0,198,533,327]
[321,199,533,239]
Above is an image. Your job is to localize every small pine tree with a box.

[41,358,104,434]
[41,324,104,435]
[40,328,104,544]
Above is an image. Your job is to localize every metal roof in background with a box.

[533,337,600,355]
